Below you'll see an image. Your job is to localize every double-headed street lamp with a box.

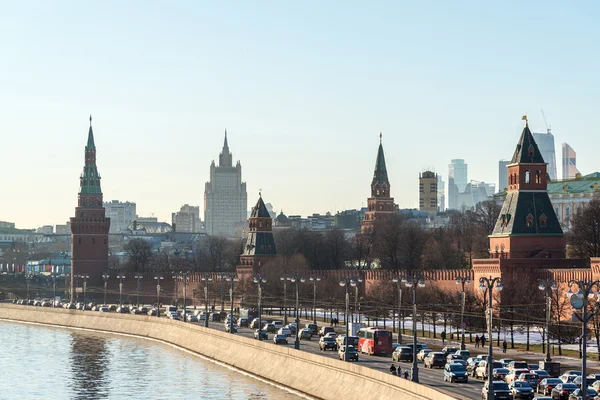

[201,274,213,327]
[455,275,471,350]
[538,279,558,362]
[154,275,164,317]
[339,276,361,361]
[479,276,504,400]
[174,272,189,320]
[566,280,600,400]
[80,275,90,306]
[288,274,306,350]
[225,274,239,334]
[310,276,321,324]
[102,273,110,305]
[134,274,144,307]
[253,274,267,341]
[25,273,34,300]
[392,275,404,345]
[116,275,126,306]
[280,276,289,325]
[402,271,426,383]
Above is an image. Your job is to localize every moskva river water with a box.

[0,320,303,400]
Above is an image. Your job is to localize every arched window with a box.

[525,170,530,184]
[536,170,541,184]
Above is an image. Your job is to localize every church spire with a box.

[87,115,96,149]
[80,116,102,196]
[371,133,390,196]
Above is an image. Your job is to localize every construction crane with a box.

[541,109,551,134]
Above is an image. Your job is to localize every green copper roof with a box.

[547,172,600,194]
[510,123,545,164]
[87,125,95,149]
[371,143,390,187]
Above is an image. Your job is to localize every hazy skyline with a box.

[2,1,599,229]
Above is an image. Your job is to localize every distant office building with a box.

[484,183,496,197]
[449,159,468,193]
[419,171,438,215]
[171,204,203,233]
[447,177,459,210]
[55,224,70,234]
[204,131,248,237]
[437,176,445,212]
[104,200,137,233]
[532,131,557,180]
[135,217,158,223]
[562,143,580,180]
[0,221,15,229]
[498,160,510,192]
[36,225,53,234]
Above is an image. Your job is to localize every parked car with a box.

[254,329,268,340]
[482,381,512,400]
[443,362,468,383]
[493,368,510,381]
[550,383,578,400]
[306,323,318,335]
[568,388,597,400]
[441,346,458,356]
[424,352,446,369]
[338,345,359,361]
[319,336,337,351]
[417,349,432,361]
[278,327,292,337]
[538,378,562,395]
[299,328,313,340]
[319,326,335,337]
[273,334,288,345]
[509,381,535,399]
[392,346,413,362]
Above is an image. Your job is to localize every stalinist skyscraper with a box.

[204,131,247,237]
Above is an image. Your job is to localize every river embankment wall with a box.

[0,304,456,400]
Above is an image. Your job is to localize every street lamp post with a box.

[288,274,306,350]
[455,275,471,350]
[116,275,126,306]
[479,276,504,400]
[392,275,403,345]
[566,280,600,400]
[402,271,427,383]
[225,274,239,334]
[81,275,89,306]
[254,274,267,341]
[201,274,213,327]
[26,273,34,301]
[538,279,558,362]
[339,277,360,361]
[174,272,189,320]
[219,273,226,312]
[134,274,143,307]
[102,273,110,305]
[280,276,288,325]
[74,274,80,303]
[154,275,164,317]
[310,276,321,324]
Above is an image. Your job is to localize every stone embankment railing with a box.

[0,304,457,400]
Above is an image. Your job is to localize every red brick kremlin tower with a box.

[70,116,110,297]
[237,193,277,278]
[361,133,397,233]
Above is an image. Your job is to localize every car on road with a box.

[446,354,462,363]
[559,373,581,384]
[505,369,529,384]
[285,324,297,335]
[335,335,358,350]
[515,372,539,389]
[147,308,158,316]
[299,328,313,340]
[225,323,237,333]
[443,362,468,383]
[100,306,110,312]
[237,317,249,328]
[571,375,595,388]
[271,320,283,330]
[209,313,222,322]
[278,327,292,337]
[392,346,413,362]
[454,349,470,360]
[506,361,529,372]
[568,388,598,400]
[482,381,512,400]
[324,332,337,340]
[509,381,534,399]
[250,319,261,329]
[424,352,446,369]
[338,345,359,361]
[441,346,458,356]
[273,334,288,345]
[531,369,550,381]
[538,378,562,395]
[254,329,268,340]
[476,361,504,380]
[499,358,514,367]
[492,368,510,381]
[306,323,318,335]
[263,323,277,334]
[116,306,129,313]
[319,336,337,351]
[590,380,600,391]
[318,326,335,337]
[187,315,199,323]
[550,383,578,400]
[416,349,432,361]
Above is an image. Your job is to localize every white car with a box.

[324,332,337,339]
[278,327,292,337]
[272,320,283,330]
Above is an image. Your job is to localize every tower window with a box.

[539,214,548,227]
[536,170,541,184]
[526,213,534,227]
[525,170,530,184]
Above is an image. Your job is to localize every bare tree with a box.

[124,238,153,273]
[568,199,600,261]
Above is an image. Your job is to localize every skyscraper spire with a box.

[224,129,229,149]
[219,129,233,167]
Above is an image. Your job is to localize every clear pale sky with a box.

[1,1,598,229]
